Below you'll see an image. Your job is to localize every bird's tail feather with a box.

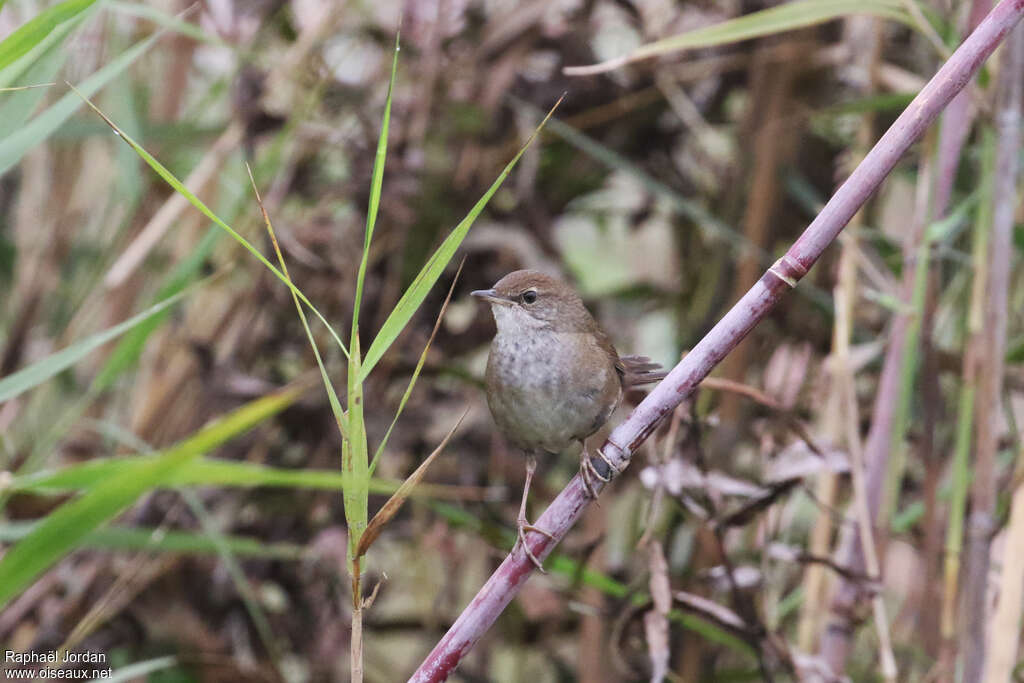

[620,355,668,387]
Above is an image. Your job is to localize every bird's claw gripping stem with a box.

[516,520,555,572]
[579,443,624,500]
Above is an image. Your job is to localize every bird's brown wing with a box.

[589,322,667,389]
[618,355,667,388]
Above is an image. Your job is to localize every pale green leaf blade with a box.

[352,34,399,346]
[0,521,305,559]
[369,259,462,474]
[7,454,490,500]
[0,0,99,72]
[344,335,368,559]
[249,165,348,440]
[92,229,221,391]
[0,30,159,175]
[0,287,191,404]
[564,0,912,75]
[108,1,227,46]
[0,452,194,610]
[0,50,61,140]
[360,98,562,380]
[69,89,350,359]
[356,408,467,557]
[0,386,301,609]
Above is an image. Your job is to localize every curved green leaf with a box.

[0,287,191,404]
[360,97,562,381]
[564,0,912,75]
[0,0,99,73]
[0,30,159,175]
[0,386,300,609]
[0,522,305,559]
[9,454,492,501]
[70,89,350,360]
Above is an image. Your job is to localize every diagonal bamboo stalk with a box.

[409,2,1024,680]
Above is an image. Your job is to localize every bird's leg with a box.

[515,454,555,572]
[579,441,612,500]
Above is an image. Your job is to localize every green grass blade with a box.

[8,454,489,501]
[882,191,979,520]
[369,259,462,474]
[0,386,301,609]
[0,453,188,609]
[357,408,467,557]
[942,130,995,638]
[0,0,98,72]
[351,34,399,352]
[0,30,159,175]
[0,286,192,404]
[345,335,369,559]
[359,97,562,381]
[0,521,306,559]
[0,27,72,89]
[8,456,341,492]
[565,0,912,74]
[93,228,221,391]
[249,167,348,440]
[107,1,227,46]
[634,0,912,54]
[0,36,66,139]
[69,88,350,360]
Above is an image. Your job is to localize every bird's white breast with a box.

[486,324,619,455]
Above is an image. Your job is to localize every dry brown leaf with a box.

[355,407,469,558]
[673,590,747,633]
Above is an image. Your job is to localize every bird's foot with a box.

[579,451,611,501]
[596,444,623,475]
[516,517,555,572]
[579,445,623,500]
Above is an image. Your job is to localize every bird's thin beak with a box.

[471,288,510,305]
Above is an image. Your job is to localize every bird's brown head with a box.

[471,270,594,334]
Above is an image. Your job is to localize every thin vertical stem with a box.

[943,129,994,650]
[962,21,1024,681]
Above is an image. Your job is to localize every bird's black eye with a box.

[521,290,538,304]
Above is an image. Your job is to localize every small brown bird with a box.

[472,270,665,568]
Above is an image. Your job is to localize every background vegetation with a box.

[0,0,1022,681]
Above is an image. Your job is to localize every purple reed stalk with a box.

[409,2,1024,680]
